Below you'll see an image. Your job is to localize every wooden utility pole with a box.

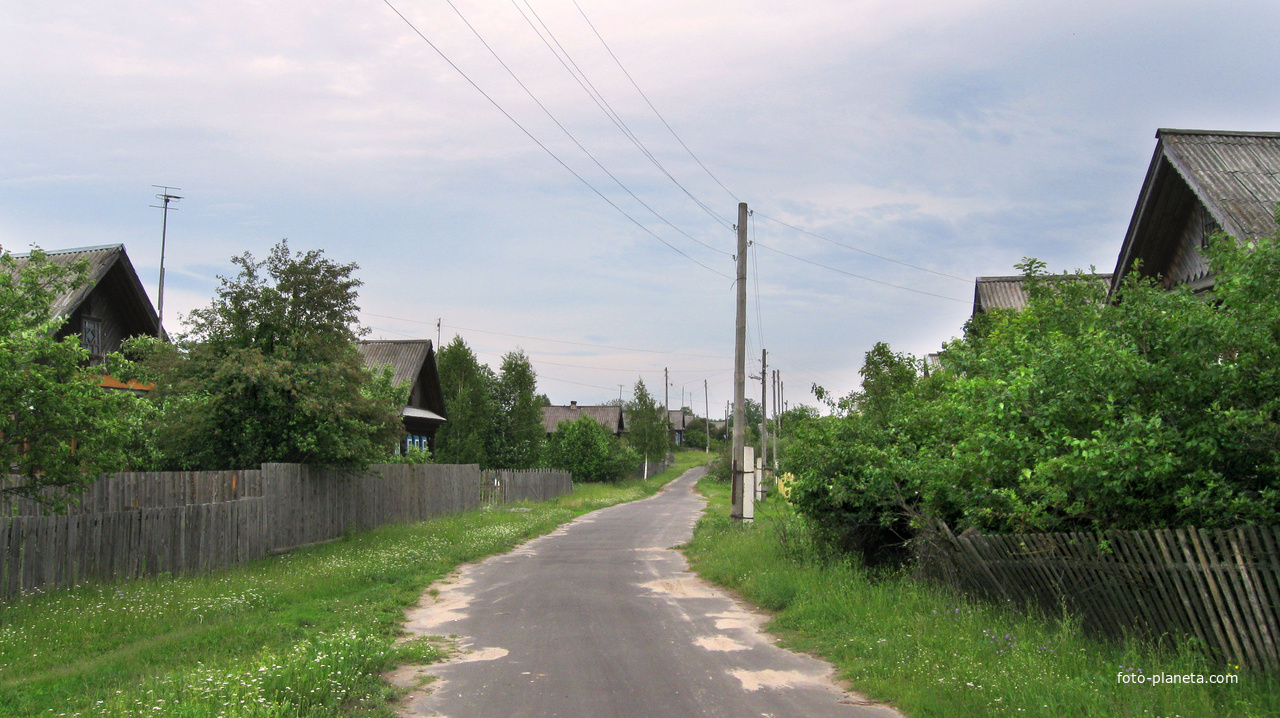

[731,202,748,519]
[760,348,768,482]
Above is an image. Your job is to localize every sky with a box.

[4,0,1279,417]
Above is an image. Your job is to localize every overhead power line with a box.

[752,240,970,304]
[443,0,730,258]
[360,311,730,359]
[515,0,734,230]
[571,0,739,204]
[381,0,729,279]
[755,212,971,282]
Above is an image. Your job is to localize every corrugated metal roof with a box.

[357,340,434,388]
[1160,130,1280,239]
[9,244,128,319]
[973,274,1113,315]
[973,275,1031,313]
[667,410,687,430]
[1111,130,1280,294]
[541,404,625,435]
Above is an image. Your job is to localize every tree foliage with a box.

[0,247,136,508]
[433,336,497,466]
[545,415,638,483]
[786,225,1280,563]
[128,241,404,471]
[491,350,544,469]
[625,378,669,461]
[433,338,545,469]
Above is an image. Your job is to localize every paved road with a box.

[390,466,902,718]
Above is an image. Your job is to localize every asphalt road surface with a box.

[390,466,902,718]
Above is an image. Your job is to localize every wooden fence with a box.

[0,463,573,600]
[482,469,574,505]
[917,524,1280,669]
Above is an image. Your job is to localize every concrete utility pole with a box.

[732,202,748,519]
[150,185,182,338]
[760,348,768,481]
[772,369,780,472]
[704,379,710,453]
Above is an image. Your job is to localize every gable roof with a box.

[541,403,626,435]
[9,244,160,335]
[973,273,1113,315]
[357,339,435,388]
[1111,129,1280,293]
[357,339,447,423]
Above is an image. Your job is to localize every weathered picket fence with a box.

[917,524,1280,669]
[0,463,572,600]
[481,469,574,507]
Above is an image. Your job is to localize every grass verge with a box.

[0,450,710,717]
[683,476,1280,718]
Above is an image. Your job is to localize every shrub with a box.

[546,415,638,483]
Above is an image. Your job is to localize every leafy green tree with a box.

[545,415,638,482]
[786,227,1280,563]
[0,247,136,507]
[433,335,497,466]
[129,240,403,471]
[625,379,669,464]
[491,349,544,469]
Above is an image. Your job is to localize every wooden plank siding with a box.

[919,526,1280,669]
[0,463,572,601]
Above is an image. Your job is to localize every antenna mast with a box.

[150,185,183,337]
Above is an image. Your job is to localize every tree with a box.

[0,247,133,508]
[625,379,669,466]
[545,415,637,482]
[433,335,497,466]
[130,240,403,470]
[491,349,544,469]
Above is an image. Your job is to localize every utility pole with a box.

[760,348,768,482]
[150,186,182,338]
[732,202,748,519]
[664,367,670,449]
[772,369,780,472]
[436,318,441,347]
[704,379,710,454]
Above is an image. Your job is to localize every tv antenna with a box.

[150,185,183,337]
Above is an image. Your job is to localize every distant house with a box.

[541,402,626,437]
[972,273,1113,316]
[667,409,687,446]
[357,339,447,452]
[1110,129,1280,295]
[9,244,161,390]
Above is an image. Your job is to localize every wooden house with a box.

[541,401,626,437]
[667,409,687,446]
[9,244,161,385]
[357,339,447,452]
[1110,129,1280,295]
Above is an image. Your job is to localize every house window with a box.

[81,317,103,358]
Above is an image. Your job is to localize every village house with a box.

[541,401,626,437]
[10,244,161,391]
[356,339,447,452]
[1110,129,1280,295]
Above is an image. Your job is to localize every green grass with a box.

[0,451,710,718]
[683,477,1280,718]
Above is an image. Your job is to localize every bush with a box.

[785,223,1280,563]
[545,415,638,483]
